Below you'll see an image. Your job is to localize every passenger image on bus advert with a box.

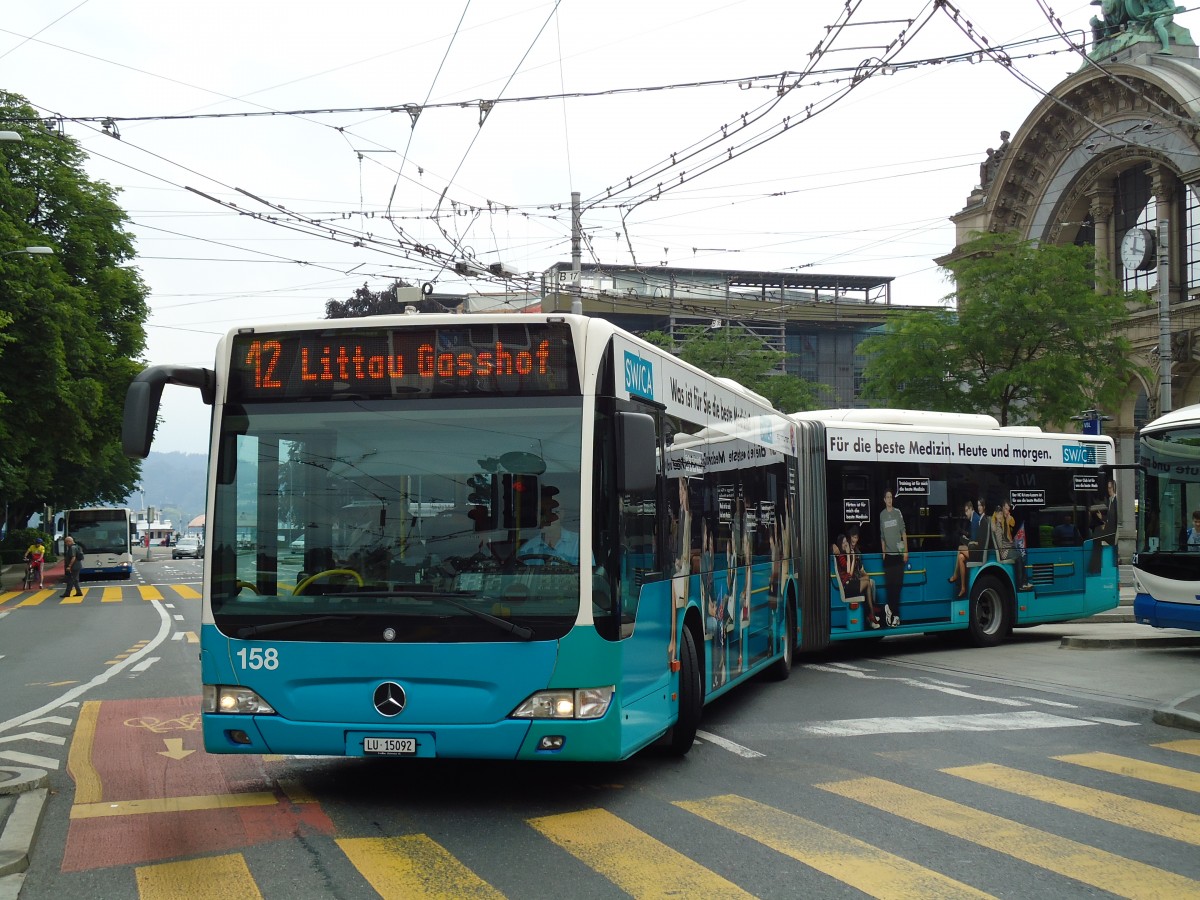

[792,408,1118,648]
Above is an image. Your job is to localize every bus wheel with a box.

[967,576,1010,648]
[665,627,702,756]
[764,601,795,681]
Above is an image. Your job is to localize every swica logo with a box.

[624,351,654,400]
[1062,444,1097,465]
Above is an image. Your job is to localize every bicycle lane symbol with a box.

[61,696,334,872]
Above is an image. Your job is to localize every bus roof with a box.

[793,408,1007,432]
[1140,402,1200,434]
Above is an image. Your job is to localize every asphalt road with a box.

[1,564,1199,899]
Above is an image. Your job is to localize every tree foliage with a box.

[641,326,821,413]
[326,280,424,318]
[859,231,1149,426]
[0,92,149,526]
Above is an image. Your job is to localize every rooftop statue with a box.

[1089,0,1194,57]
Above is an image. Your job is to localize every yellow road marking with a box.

[946,763,1200,845]
[1157,739,1200,758]
[277,778,317,804]
[676,794,993,899]
[173,584,202,599]
[60,590,85,604]
[15,590,54,607]
[101,586,123,603]
[136,853,262,899]
[818,777,1200,899]
[184,631,198,643]
[1055,751,1200,794]
[138,585,164,601]
[66,700,103,804]
[0,592,16,605]
[337,835,504,900]
[71,791,278,819]
[529,807,752,898]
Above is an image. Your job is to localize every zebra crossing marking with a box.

[817,776,1200,899]
[1055,751,1200,793]
[945,762,1200,846]
[529,807,753,898]
[136,852,261,900]
[676,794,993,899]
[336,835,503,900]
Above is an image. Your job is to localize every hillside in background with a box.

[123,451,208,528]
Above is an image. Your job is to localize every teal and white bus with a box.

[62,507,135,580]
[791,409,1119,648]
[122,315,800,761]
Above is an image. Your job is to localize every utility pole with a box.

[570,191,582,315]
[1158,217,1172,414]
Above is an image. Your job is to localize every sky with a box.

[0,0,1148,453]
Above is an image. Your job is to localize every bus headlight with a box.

[510,686,614,720]
[203,684,276,715]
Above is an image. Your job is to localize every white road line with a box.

[24,716,72,728]
[172,632,186,641]
[1081,716,1140,726]
[0,601,172,735]
[172,614,184,621]
[695,730,766,758]
[0,750,60,769]
[804,663,1029,706]
[0,732,66,746]
[1014,696,1079,708]
[130,657,160,673]
[798,711,1096,737]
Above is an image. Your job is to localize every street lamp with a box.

[0,131,21,142]
[1,247,53,257]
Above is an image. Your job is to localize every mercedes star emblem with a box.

[373,682,406,717]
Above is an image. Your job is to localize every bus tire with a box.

[665,626,702,756]
[967,575,1011,648]
[764,600,795,681]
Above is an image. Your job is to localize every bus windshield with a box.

[210,397,584,643]
[1139,423,1200,553]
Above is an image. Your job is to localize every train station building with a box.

[942,6,1200,557]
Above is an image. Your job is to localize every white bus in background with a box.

[1132,404,1200,631]
[63,507,135,579]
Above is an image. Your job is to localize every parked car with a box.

[289,536,305,552]
[173,537,204,560]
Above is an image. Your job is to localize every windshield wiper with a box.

[236,614,356,640]
[436,595,534,641]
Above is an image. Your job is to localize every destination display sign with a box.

[229,323,579,401]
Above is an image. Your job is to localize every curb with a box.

[1060,634,1200,650]
[1152,689,1200,734]
[0,788,47,878]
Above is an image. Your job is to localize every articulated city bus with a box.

[62,507,135,580]
[122,314,800,761]
[790,409,1119,649]
[1131,404,1200,631]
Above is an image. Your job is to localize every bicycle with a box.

[21,560,42,591]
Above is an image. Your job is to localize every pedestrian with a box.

[879,489,907,626]
[61,535,84,598]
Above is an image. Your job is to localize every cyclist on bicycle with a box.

[23,538,46,589]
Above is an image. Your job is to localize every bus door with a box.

[615,407,675,707]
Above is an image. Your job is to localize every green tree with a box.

[326,280,426,318]
[859,231,1149,426]
[0,91,149,527]
[641,325,821,412]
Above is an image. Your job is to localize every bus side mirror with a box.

[616,412,656,494]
